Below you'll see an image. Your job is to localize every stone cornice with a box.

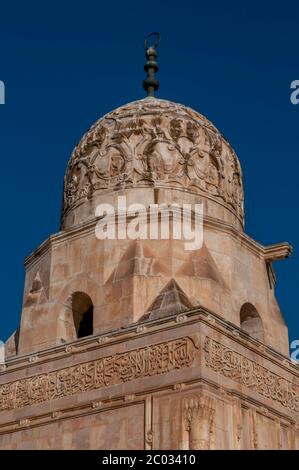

[2,306,298,379]
[264,243,293,261]
[24,213,292,270]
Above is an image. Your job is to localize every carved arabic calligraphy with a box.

[204,337,299,412]
[0,337,196,411]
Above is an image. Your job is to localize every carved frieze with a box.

[62,98,244,224]
[204,337,299,412]
[0,337,196,412]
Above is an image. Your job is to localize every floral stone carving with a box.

[62,98,244,226]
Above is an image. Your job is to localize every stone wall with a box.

[1,310,298,449]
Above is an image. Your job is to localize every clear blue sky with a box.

[0,1,298,350]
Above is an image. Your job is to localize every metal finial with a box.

[143,32,160,97]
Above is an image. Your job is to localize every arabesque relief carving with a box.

[183,394,215,450]
[62,98,244,223]
[204,337,299,412]
[0,337,196,411]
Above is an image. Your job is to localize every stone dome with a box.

[61,97,244,230]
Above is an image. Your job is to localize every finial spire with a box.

[143,32,160,97]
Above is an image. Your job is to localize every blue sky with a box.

[0,1,298,350]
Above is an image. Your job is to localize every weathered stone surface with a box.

[1,313,298,449]
[143,279,193,320]
[1,97,296,449]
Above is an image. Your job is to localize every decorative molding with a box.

[145,395,153,450]
[183,394,215,450]
[124,394,135,402]
[97,336,109,344]
[28,355,38,363]
[0,337,196,412]
[204,337,299,412]
[176,314,187,323]
[91,401,102,409]
[232,398,242,449]
[173,383,185,391]
[19,418,29,427]
[264,243,293,262]
[136,325,146,333]
[145,430,153,445]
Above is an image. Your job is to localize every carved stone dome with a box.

[61,97,244,230]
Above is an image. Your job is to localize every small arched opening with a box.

[72,292,93,338]
[240,303,264,342]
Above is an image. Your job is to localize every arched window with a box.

[71,292,93,338]
[240,303,264,342]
